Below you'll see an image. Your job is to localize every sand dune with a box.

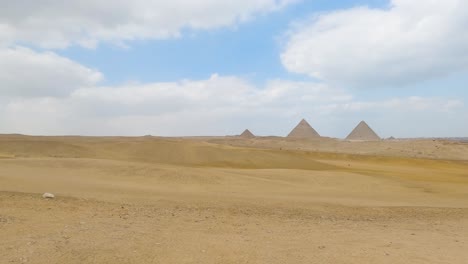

[1,135,467,263]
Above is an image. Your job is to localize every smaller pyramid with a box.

[346,121,380,141]
[287,119,320,138]
[240,129,255,138]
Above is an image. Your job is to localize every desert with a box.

[1,133,467,263]
[2,1,468,263]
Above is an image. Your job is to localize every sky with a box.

[0,0,467,138]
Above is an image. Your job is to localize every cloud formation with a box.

[0,47,102,97]
[281,0,468,87]
[0,1,465,138]
[0,0,297,48]
[0,74,352,135]
[0,65,463,137]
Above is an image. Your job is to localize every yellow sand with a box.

[1,135,467,263]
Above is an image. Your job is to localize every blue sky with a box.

[58,0,391,85]
[0,0,467,137]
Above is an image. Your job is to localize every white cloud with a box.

[319,97,464,114]
[71,76,351,114]
[281,0,468,87]
[0,73,465,137]
[0,47,102,97]
[0,0,298,49]
[63,75,352,133]
[0,73,351,135]
[1,97,70,133]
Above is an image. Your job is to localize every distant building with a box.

[346,121,380,141]
[287,119,321,138]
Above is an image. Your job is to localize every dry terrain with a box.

[1,134,468,263]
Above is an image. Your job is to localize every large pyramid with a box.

[287,119,320,138]
[346,121,380,141]
[239,129,255,138]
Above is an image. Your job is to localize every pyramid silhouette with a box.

[346,121,380,141]
[287,119,320,138]
[240,129,255,138]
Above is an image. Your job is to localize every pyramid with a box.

[239,129,255,138]
[346,121,380,141]
[287,119,320,138]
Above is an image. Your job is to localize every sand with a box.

[1,134,467,263]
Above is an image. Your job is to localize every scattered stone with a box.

[42,193,55,199]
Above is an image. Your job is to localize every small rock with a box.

[42,193,55,199]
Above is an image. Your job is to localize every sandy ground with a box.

[1,135,468,263]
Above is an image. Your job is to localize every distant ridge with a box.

[287,119,320,138]
[346,121,380,141]
[240,129,255,138]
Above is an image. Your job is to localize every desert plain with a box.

[1,134,468,263]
